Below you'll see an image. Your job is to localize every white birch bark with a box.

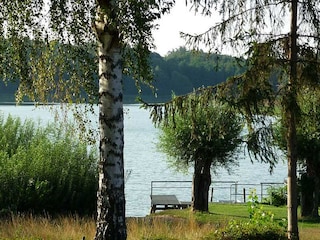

[94,3,126,239]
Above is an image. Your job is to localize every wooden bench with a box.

[150,195,191,213]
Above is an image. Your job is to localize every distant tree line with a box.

[126,47,244,102]
[0,47,244,104]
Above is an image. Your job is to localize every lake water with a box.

[0,104,288,217]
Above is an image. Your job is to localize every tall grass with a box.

[0,214,95,240]
[127,216,216,240]
[0,205,319,240]
[0,215,216,240]
[0,114,97,215]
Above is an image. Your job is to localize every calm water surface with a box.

[0,104,287,216]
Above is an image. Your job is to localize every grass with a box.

[0,214,95,240]
[0,204,319,239]
[152,203,288,224]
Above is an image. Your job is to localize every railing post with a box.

[210,187,214,202]
[243,188,246,203]
[235,183,238,203]
[151,181,153,196]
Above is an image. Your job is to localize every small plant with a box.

[247,189,274,223]
[210,190,287,239]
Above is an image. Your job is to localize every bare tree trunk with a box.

[192,159,211,212]
[301,158,319,218]
[287,0,299,239]
[312,176,319,218]
[300,172,314,217]
[94,3,126,240]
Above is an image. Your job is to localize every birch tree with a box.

[145,1,320,239]
[0,1,174,239]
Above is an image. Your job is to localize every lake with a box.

[0,104,287,216]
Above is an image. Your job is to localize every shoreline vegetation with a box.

[0,204,319,240]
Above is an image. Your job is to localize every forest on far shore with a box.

[0,47,244,104]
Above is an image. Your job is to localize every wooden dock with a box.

[149,180,285,212]
[150,194,191,213]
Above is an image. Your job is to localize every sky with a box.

[152,1,219,56]
[152,2,292,57]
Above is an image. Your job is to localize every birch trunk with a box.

[94,3,126,240]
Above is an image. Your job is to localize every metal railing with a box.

[150,180,285,204]
[150,180,192,196]
[229,182,284,203]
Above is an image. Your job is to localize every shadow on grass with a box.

[207,211,248,220]
[299,216,320,224]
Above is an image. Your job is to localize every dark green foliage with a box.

[0,115,97,215]
[209,220,287,240]
[273,87,320,216]
[157,96,243,211]
[147,48,244,101]
[264,186,287,207]
[158,98,243,172]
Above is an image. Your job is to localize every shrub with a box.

[264,186,287,207]
[207,190,287,240]
[0,114,97,215]
[210,220,287,240]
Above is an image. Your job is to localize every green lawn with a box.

[152,203,320,234]
[154,203,287,222]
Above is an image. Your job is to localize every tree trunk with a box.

[94,3,126,240]
[192,159,211,212]
[287,0,299,239]
[301,158,319,218]
[312,176,319,218]
[300,173,314,217]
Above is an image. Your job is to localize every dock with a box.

[150,181,192,213]
[150,194,191,213]
[149,180,285,213]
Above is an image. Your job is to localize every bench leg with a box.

[150,205,156,214]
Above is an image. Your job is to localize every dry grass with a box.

[0,212,318,239]
[127,216,217,240]
[0,214,95,240]
[299,225,320,240]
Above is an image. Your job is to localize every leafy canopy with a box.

[158,96,243,172]
[0,0,175,103]
[0,0,175,143]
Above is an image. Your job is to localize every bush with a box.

[210,220,287,240]
[264,186,287,207]
[206,190,287,240]
[0,114,97,215]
